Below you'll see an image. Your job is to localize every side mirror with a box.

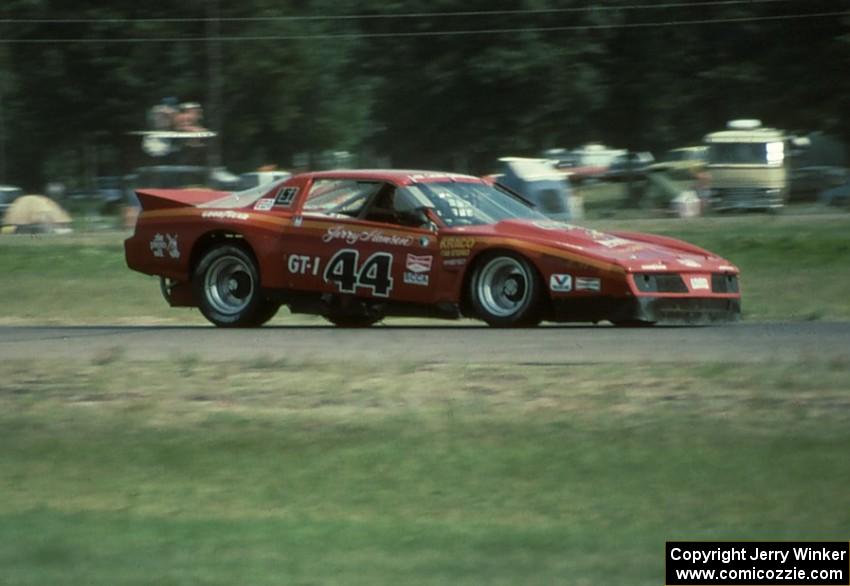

[399,207,438,231]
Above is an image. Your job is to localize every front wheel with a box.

[469,253,542,327]
[193,244,275,327]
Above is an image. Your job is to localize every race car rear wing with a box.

[135,188,228,211]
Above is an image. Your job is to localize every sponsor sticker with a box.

[408,172,447,182]
[201,210,249,221]
[404,253,432,285]
[275,186,299,206]
[150,233,180,259]
[403,272,429,286]
[406,254,433,274]
[442,258,467,268]
[533,220,575,231]
[690,276,710,290]
[549,274,573,292]
[679,257,703,268]
[253,198,275,211]
[575,277,601,292]
[440,236,475,257]
[585,229,632,249]
[595,236,632,249]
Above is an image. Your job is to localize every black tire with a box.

[324,315,381,328]
[469,252,542,327]
[192,244,272,327]
[244,300,281,327]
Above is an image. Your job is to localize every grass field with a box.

[1,358,849,585]
[1,213,849,324]
[2,213,848,583]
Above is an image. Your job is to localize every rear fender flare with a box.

[189,230,257,278]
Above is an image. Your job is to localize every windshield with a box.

[708,142,784,165]
[404,181,547,227]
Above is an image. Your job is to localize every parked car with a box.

[238,171,292,190]
[820,181,850,208]
[0,185,24,222]
[492,158,574,220]
[789,166,849,201]
[605,152,656,182]
[543,144,627,184]
[133,165,241,193]
[646,146,708,178]
[542,148,580,176]
[125,169,741,328]
[655,146,708,165]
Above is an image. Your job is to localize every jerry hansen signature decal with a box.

[322,225,413,247]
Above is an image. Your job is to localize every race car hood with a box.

[461,219,738,273]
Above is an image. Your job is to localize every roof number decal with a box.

[275,187,299,206]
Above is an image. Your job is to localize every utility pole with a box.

[0,52,7,183]
[0,85,6,184]
[206,0,223,169]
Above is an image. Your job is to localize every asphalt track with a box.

[1,322,849,363]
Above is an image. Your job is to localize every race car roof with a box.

[298,169,481,185]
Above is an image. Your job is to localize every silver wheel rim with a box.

[476,257,531,317]
[204,255,254,315]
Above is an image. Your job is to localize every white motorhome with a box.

[704,120,788,211]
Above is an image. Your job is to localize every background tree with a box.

[0,0,847,189]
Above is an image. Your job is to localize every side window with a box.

[362,185,427,226]
[303,180,382,217]
[391,189,420,214]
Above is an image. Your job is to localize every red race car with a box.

[125,169,741,327]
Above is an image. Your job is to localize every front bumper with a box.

[550,296,741,325]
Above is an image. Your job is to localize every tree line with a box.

[0,0,848,191]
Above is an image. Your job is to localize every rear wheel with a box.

[470,253,542,327]
[193,244,276,327]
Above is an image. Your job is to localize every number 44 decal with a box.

[324,249,394,297]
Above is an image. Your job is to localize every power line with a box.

[0,0,822,24]
[0,10,846,44]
